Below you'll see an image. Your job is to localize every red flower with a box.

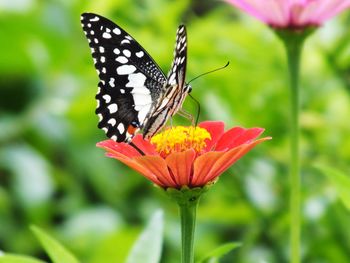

[97,121,271,188]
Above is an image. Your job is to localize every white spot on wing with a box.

[103,94,111,103]
[102,32,111,39]
[126,73,148,92]
[134,99,152,123]
[136,51,144,58]
[99,47,105,53]
[108,103,118,114]
[108,118,117,126]
[121,39,131,44]
[168,72,176,85]
[109,78,115,87]
[117,123,125,134]
[101,56,105,63]
[116,56,128,64]
[113,48,120,54]
[123,49,131,57]
[111,135,117,141]
[117,65,136,75]
[98,113,103,121]
[133,94,152,109]
[102,127,108,133]
[113,28,121,35]
[90,16,99,22]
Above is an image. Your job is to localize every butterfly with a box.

[80,13,192,143]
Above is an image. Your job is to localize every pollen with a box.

[150,126,211,157]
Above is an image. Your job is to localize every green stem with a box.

[166,186,211,263]
[286,39,303,263]
[179,200,198,263]
[276,28,313,263]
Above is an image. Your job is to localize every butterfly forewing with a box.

[167,25,187,89]
[81,13,166,142]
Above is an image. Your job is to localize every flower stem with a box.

[286,38,303,263]
[179,200,198,263]
[276,28,313,263]
[166,186,210,263]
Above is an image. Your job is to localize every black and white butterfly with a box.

[80,13,192,143]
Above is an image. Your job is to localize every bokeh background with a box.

[1,0,350,262]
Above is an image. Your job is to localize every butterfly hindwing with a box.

[81,13,166,142]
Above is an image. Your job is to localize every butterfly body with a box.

[80,13,190,142]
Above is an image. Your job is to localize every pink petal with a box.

[216,127,265,151]
[166,149,196,186]
[299,0,350,25]
[198,121,225,151]
[226,0,289,27]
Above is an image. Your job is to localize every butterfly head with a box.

[185,83,192,93]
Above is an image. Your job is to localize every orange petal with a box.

[191,151,226,186]
[198,121,225,152]
[134,156,177,187]
[216,127,265,151]
[107,155,166,187]
[165,149,196,186]
[132,135,158,155]
[193,137,271,186]
[97,139,141,158]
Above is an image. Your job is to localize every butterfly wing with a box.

[143,25,191,138]
[167,25,187,91]
[80,13,166,142]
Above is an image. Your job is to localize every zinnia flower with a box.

[226,0,350,29]
[97,121,271,188]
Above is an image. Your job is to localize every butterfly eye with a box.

[186,85,192,93]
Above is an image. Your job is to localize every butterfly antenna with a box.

[129,142,145,156]
[188,94,201,127]
[188,61,230,84]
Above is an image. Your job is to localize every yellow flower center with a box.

[151,126,211,157]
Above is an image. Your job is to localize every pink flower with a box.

[226,0,350,28]
[97,121,271,188]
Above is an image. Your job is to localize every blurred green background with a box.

[1,0,350,262]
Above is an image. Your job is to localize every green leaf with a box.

[30,226,80,263]
[198,242,242,263]
[125,210,164,263]
[0,254,46,263]
[317,165,350,210]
